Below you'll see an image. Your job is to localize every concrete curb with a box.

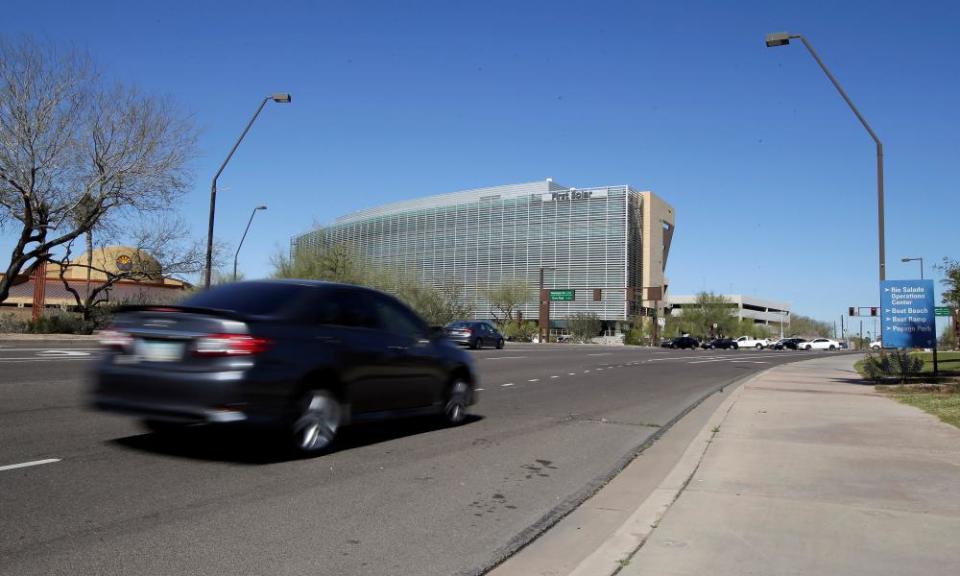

[566,370,758,576]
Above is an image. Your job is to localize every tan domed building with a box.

[1,245,191,317]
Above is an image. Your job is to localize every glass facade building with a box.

[292,180,675,327]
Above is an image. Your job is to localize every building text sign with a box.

[542,189,608,202]
[880,279,936,349]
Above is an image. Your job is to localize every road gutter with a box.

[478,368,765,576]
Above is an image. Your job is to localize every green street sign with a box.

[549,289,575,302]
[934,307,953,317]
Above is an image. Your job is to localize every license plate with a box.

[134,340,184,362]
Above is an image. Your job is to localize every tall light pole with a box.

[233,205,267,282]
[901,256,924,279]
[204,93,291,288]
[765,32,885,284]
[538,266,556,343]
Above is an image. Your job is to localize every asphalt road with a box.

[0,340,847,576]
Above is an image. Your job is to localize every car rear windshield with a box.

[179,282,306,317]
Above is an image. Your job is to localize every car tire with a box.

[732,343,739,350]
[829,345,836,351]
[805,345,812,350]
[496,338,504,349]
[442,378,470,425]
[755,343,763,350]
[290,390,341,455]
[473,338,484,350]
[671,343,678,349]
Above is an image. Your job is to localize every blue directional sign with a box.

[880,279,936,349]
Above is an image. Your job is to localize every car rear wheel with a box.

[805,345,812,350]
[291,390,341,455]
[496,338,504,349]
[829,345,836,351]
[755,343,763,350]
[732,343,739,349]
[472,338,484,350]
[443,379,470,425]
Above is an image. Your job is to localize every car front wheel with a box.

[443,379,470,425]
[496,338,504,349]
[291,390,341,455]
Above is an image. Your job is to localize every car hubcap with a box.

[294,392,340,452]
[445,380,469,424]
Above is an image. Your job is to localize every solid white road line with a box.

[484,356,528,360]
[0,458,61,472]
[587,353,612,356]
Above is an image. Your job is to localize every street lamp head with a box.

[256,205,267,210]
[901,257,916,262]
[765,32,792,47]
[271,93,292,103]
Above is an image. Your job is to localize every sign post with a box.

[880,279,937,374]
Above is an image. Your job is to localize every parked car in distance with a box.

[869,340,883,350]
[702,337,738,349]
[445,321,505,349]
[734,336,770,349]
[668,336,700,349]
[802,338,841,351]
[90,280,479,455]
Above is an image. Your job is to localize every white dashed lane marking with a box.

[501,383,515,387]
[0,459,61,473]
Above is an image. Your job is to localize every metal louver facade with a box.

[292,180,674,324]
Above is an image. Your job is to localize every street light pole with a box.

[765,33,885,284]
[233,205,267,282]
[901,256,924,279]
[204,93,291,289]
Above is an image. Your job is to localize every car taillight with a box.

[97,328,133,351]
[193,334,271,357]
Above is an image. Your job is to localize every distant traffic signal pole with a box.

[538,266,556,343]
[204,94,292,289]
[765,32,886,284]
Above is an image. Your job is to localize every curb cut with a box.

[567,370,759,576]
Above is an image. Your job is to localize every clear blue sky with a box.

[5,0,959,333]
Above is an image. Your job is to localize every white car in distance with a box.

[734,336,770,349]
[803,338,841,351]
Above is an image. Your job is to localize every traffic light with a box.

[870,307,878,317]
[848,307,856,316]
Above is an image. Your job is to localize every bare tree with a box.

[49,216,204,319]
[0,38,197,303]
[485,281,532,327]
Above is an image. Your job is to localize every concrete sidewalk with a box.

[620,354,960,576]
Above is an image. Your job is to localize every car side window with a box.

[327,289,378,329]
[372,295,426,338]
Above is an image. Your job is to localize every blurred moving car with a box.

[801,338,841,351]
[445,321,505,349]
[702,337,738,349]
[770,337,806,350]
[734,336,770,349]
[667,336,700,349]
[91,280,478,455]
